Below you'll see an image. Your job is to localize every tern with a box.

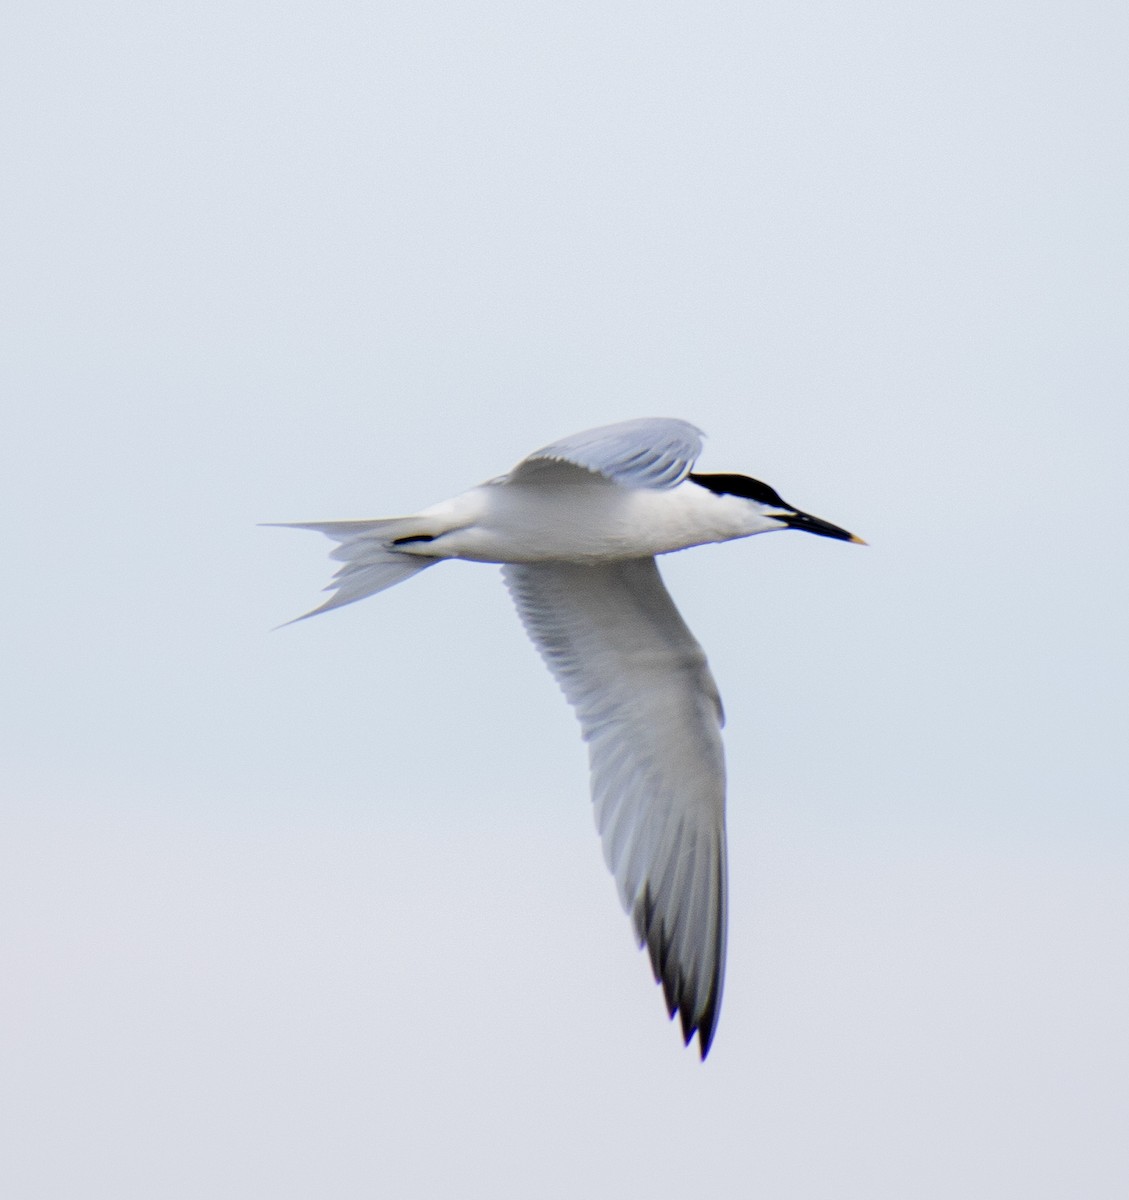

[276,418,861,1057]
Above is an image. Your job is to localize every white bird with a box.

[275,418,861,1057]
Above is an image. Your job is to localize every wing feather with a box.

[509,418,704,490]
[503,557,728,1057]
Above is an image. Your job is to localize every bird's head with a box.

[688,472,865,544]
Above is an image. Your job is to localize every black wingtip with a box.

[679,986,719,1060]
[679,1005,695,1045]
[634,883,720,1061]
[696,1002,719,1060]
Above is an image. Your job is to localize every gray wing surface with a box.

[503,557,728,1057]
[510,418,704,490]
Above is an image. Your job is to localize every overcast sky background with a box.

[2,2,1127,1196]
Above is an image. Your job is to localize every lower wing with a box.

[503,558,728,1057]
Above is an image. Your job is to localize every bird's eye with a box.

[744,479,785,507]
[689,473,787,508]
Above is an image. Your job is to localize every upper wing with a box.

[503,557,728,1057]
[509,418,705,490]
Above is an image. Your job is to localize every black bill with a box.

[779,510,865,544]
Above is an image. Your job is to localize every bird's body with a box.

[275,418,860,1057]
[402,476,772,564]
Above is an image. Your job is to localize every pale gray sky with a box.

[2,2,1127,1197]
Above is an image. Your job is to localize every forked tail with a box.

[269,518,439,621]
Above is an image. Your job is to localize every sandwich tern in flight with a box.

[275,418,861,1057]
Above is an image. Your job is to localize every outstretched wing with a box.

[509,418,705,490]
[504,557,728,1057]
